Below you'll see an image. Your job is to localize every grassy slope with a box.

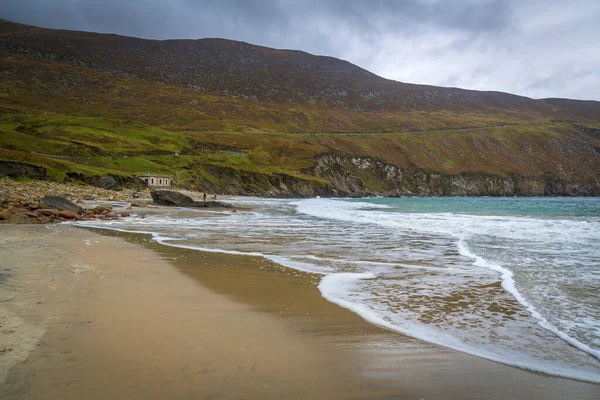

[2,113,599,193]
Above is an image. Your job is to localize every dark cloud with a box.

[1,0,599,100]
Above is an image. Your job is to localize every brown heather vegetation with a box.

[0,20,599,196]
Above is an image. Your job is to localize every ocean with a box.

[77,196,600,382]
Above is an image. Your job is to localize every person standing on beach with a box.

[203,193,207,201]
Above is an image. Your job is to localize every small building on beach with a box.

[138,173,172,188]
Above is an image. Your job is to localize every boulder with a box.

[194,200,233,209]
[151,190,233,208]
[93,204,113,214]
[58,210,82,220]
[39,195,84,214]
[0,208,9,220]
[150,191,196,207]
[8,213,33,224]
[37,208,59,216]
[130,200,151,207]
[93,176,118,190]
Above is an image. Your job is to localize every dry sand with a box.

[0,224,599,399]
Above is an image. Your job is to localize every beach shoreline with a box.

[1,224,599,399]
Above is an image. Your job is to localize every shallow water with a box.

[77,196,600,382]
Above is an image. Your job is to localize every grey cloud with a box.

[1,0,513,40]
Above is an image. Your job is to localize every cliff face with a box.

[163,154,600,198]
[309,154,600,197]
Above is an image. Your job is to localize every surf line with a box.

[457,237,600,361]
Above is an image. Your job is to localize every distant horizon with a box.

[2,0,599,102]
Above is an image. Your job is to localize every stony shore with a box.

[0,178,151,225]
[0,178,235,225]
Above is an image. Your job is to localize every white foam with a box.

[457,238,600,362]
[318,272,600,383]
[294,198,600,245]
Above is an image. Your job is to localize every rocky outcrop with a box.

[39,195,84,214]
[151,190,233,208]
[194,165,332,198]
[0,161,48,180]
[309,154,600,197]
[577,125,600,139]
[151,190,196,207]
[65,172,141,190]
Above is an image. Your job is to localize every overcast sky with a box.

[2,0,599,101]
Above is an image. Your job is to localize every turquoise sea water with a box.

[358,196,600,217]
[78,196,600,382]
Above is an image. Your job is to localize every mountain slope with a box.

[0,20,551,113]
[0,20,599,196]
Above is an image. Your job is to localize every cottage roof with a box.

[137,174,172,178]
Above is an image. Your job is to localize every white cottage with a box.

[138,173,172,188]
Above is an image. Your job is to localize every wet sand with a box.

[1,225,599,399]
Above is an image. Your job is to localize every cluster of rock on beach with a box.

[0,178,233,224]
[0,179,143,224]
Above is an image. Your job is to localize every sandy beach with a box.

[1,224,599,399]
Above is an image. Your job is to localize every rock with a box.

[194,201,233,208]
[0,161,48,180]
[37,208,60,216]
[94,204,113,214]
[38,216,51,224]
[39,195,84,214]
[121,212,131,217]
[125,206,133,210]
[24,211,38,218]
[0,209,9,220]
[92,176,118,190]
[58,210,82,220]
[8,213,33,224]
[130,200,151,207]
[151,190,196,207]
[151,190,233,208]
